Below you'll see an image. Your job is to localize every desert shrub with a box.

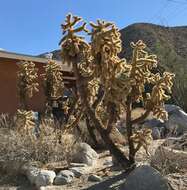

[0,117,78,175]
[0,113,14,129]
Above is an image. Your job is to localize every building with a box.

[0,50,75,114]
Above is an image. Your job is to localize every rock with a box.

[35,170,56,188]
[152,127,161,140]
[39,186,65,190]
[143,118,164,129]
[151,145,187,173]
[165,104,187,136]
[142,119,165,138]
[165,104,182,113]
[142,105,187,138]
[119,165,171,190]
[69,163,88,167]
[73,143,98,166]
[88,174,102,182]
[26,166,40,185]
[103,160,113,167]
[53,170,74,185]
[69,167,86,177]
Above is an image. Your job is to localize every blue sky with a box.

[0,0,187,55]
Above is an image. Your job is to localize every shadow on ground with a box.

[82,171,129,190]
[0,173,36,190]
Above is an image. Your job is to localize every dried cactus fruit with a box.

[17,61,39,109]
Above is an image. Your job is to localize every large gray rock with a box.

[143,118,164,128]
[39,186,65,190]
[152,127,161,140]
[69,167,86,177]
[120,165,171,190]
[69,163,87,167]
[165,104,183,113]
[73,143,98,166]
[142,119,165,138]
[165,104,187,136]
[142,105,187,138]
[53,170,74,185]
[35,170,56,187]
[26,166,40,185]
[88,174,102,182]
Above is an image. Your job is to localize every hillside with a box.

[39,23,187,111]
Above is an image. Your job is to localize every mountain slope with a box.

[119,23,187,111]
[39,23,187,111]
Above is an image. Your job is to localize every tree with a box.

[60,14,175,168]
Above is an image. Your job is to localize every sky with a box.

[0,0,187,55]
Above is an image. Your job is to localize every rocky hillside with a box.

[39,23,187,111]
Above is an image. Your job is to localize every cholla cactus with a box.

[130,128,152,155]
[17,61,39,109]
[60,13,89,64]
[42,60,64,105]
[15,109,35,135]
[146,72,175,121]
[60,14,175,168]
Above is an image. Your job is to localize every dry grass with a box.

[150,140,187,175]
[0,113,14,129]
[0,114,79,176]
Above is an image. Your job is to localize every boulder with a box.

[165,104,187,136]
[69,163,87,167]
[142,105,187,138]
[165,104,183,113]
[35,170,56,188]
[103,159,113,167]
[69,167,86,177]
[119,165,171,190]
[26,166,40,185]
[142,119,165,138]
[53,170,74,185]
[73,143,98,166]
[39,186,65,190]
[152,127,161,140]
[88,174,102,182]
[143,118,164,129]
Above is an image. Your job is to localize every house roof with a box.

[0,50,72,72]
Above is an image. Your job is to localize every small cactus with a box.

[17,61,39,109]
[42,60,64,107]
[130,128,153,155]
